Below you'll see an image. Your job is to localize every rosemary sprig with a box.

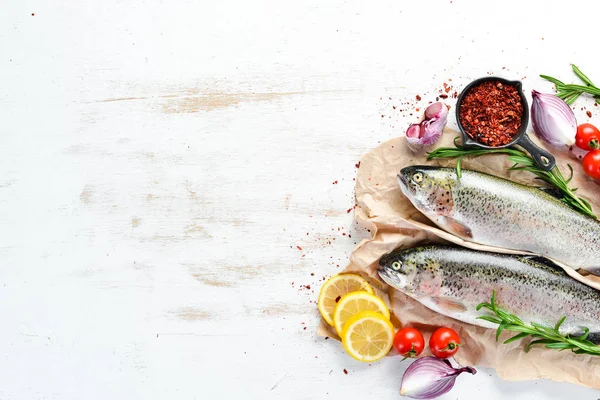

[426,142,596,219]
[541,64,600,105]
[476,291,600,355]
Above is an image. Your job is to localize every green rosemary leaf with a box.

[496,322,506,341]
[572,64,595,86]
[560,84,600,96]
[477,315,502,325]
[497,325,532,334]
[456,156,464,179]
[555,316,566,331]
[540,74,566,86]
[525,339,554,352]
[544,342,575,350]
[575,327,590,341]
[503,332,530,344]
[579,197,592,209]
[565,164,574,184]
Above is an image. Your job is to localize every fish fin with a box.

[431,297,468,313]
[439,216,473,239]
[579,267,600,277]
[519,255,566,274]
[537,187,564,200]
[585,332,600,345]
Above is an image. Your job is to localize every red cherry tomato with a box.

[429,327,461,359]
[576,123,600,151]
[583,150,600,179]
[393,328,425,358]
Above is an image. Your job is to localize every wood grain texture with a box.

[1,0,600,399]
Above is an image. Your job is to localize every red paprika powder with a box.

[459,81,524,146]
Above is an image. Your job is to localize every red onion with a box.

[531,90,577,148]
[406,102,448,146]
[399,357,476,399]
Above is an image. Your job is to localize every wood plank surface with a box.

[1,0,600,398]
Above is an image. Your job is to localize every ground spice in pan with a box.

[459,80,524,146]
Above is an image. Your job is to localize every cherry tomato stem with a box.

[441,342,461,351]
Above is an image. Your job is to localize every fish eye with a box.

[391,261,402,270]
[412,172,423,183]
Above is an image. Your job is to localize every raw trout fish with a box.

[378,246,600,342]
[398,166,600,275]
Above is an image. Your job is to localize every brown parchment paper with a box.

[318,129,600,388]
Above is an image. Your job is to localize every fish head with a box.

[398,166,456,217]
[377,249,420,293]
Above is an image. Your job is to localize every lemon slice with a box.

[341,311,394,362]
[333,291,390,335]
[318,274,373,326]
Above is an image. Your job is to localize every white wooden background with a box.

[2,1,600,399]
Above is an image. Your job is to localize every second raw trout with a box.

[398,166,600,275]
[378,246,600,343]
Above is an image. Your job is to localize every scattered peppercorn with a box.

[343,369,348,375]
[587,110,593,118]
[459,80,523,146]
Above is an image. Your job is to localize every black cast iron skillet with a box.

[455,76,556,171]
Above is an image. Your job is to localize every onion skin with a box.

[399,357,476,400]
[531,90,577,148]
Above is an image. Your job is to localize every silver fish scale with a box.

[409,167,600,273]
[381,246,600,338]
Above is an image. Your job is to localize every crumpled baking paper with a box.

[318,129,600,388]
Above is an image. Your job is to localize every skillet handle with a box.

[516,134,556,171]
